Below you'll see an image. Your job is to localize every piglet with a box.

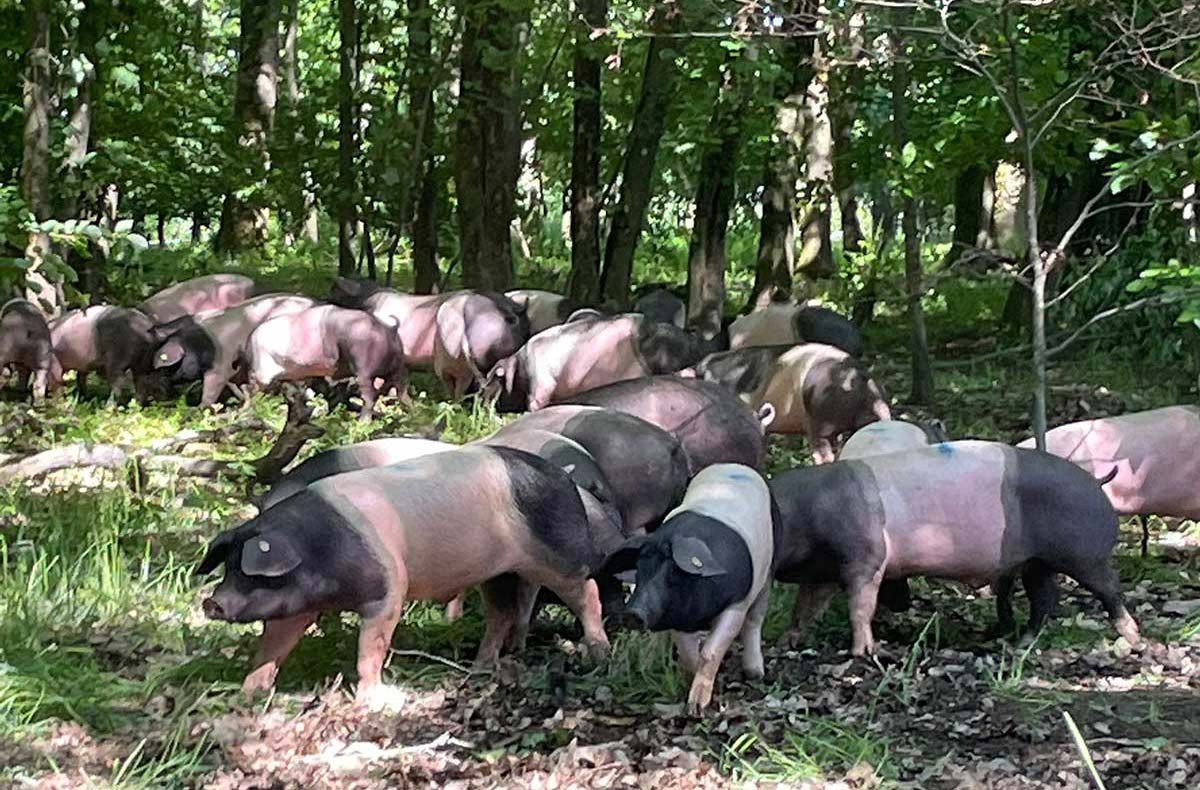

[197,445,611,701]
[686,343,890,463]
[771,441,1141,653]
[729,303,863,357]
[433,291,528,398]
[0,299,60,401]
[601,464,776,714]
[1017,406,1200,521]
[139,273,256,323]
[50,305,156,402]
[244,305,408,419]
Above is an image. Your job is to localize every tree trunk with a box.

[412,156,439,293]
[795,31,836,280]
[281,0,318,243]
[61,0,102,221]
[336,0,358,275]
[943,164,989,265]
[406,0,439,292]
[454,0,531,291]
[565,0,606,303]
[157,215,166,246]
[215,0,282,254]
[891,21,933,404]
[748,2,817,310]
[21,0,57,312]
[832,4,866,262]
[599,4,686,308]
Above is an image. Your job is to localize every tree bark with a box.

[795,29,836,280]
[748,2,817,310]
[336,0,358,275]
[600,3,686,308]
[891,20,934,404]
[21,0,57,312]
[832,4,866,262]
[454,0,531,291]
[215,0,282,254]
[62,0,103,221]
[406,0,439,292]
[566,0,606,303]
[281,0,318,243]
[943,164,990,266]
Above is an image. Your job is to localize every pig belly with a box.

[883,523,1011,586]
[399,299,442,364]
[53,319,98,372]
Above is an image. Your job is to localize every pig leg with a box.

[1065,563,1141,645]
[1020,562,1061,639]
[476,575,522,664]
[505,579,542,653]
[30,367,49,402]
[688,608,746,716]
[992,572,1019,635]
[75,369,89,399]
[540,576,610,661]
[242,611,318,695]
[740,587,771,679]
[356,370,379,421]
[672,631,703,676]
[808,433,836,465]
[201,368,229,407]
[355,601,406,697]
[445,592,466,622]
[844,565,885,656]
[783,582,838,646]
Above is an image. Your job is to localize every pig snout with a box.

[202,595,228,620]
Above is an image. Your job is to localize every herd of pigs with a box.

[2,273,1197,714]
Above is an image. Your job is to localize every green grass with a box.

[716,721,893,784]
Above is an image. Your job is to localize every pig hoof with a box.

[584,639,611,663]
[355,683,410,712]
[686,678,714,717]
[240,669,278,697]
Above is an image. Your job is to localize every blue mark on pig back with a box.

[935,443,953,455]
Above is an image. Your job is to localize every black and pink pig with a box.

[139,273,257,323]
[196,446,610,701]
[0,299,60,401]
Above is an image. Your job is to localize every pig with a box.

[685,343,890,463]
[151,294,317,406]
[196,445,611,699]
[600,464,776,714]
[0,299,60,401]
[261,437,455,510]
[633,286,686,328]
[244,305,408,420]
[49,305,156,402]
[433,291,530,398]
[485,313,715,412]
[729,302,863,357]
[505,289,581,334]
[564,376,771,471]
[139,273,256,323]
[1017,406,1200,521]
[770,441,1142,653]
[479,405,691,535]
[838,419,942,461]
[329,277,454,366]
[566,308,605,323]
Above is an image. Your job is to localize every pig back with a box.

[308,447,597,601]
[839,420,931,460]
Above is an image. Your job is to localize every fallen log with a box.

[251,385,324,485]
[0,442,231,484]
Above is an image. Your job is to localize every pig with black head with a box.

[0,299,60,401]
[197,445,610,700]
[50,305,157,402]
[729,302,863,357]
[600,464,776,715]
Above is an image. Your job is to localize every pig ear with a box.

[671,536,726,577]
[239,534,303,577]
[154,341,184,369]
[195,530,238,576]
[597,534,649,576]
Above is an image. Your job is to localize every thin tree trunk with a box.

[748,1,817,310]
[454,0,530,291]
[566,0,606,303]
[406,0,439,292]
[832,4,866,262]
[336,0,358,275]
[191,208,204,243]
[157,215,166,246]
[795,28,835,280]
[891,19,933,404]
[21,0,57,312]
[944,164,989,265]
[281,0,318,243]
[62,0,101,221]
[600,3,686,308]
[215,0,282,253]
